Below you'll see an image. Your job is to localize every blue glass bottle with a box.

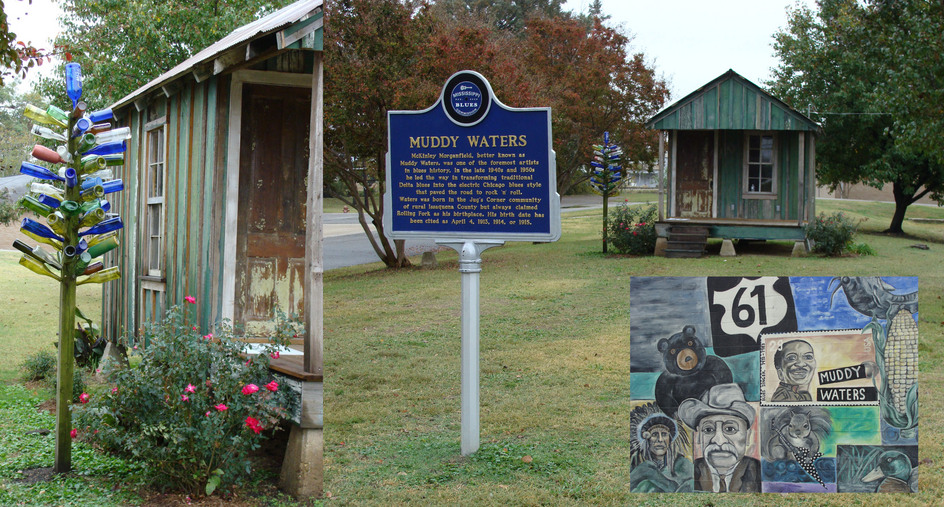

[79,216,123,236]
[21,218,65,242]
[66,62,83,108]
[82,140,126,156]
[20,161,65,182]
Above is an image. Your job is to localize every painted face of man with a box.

[647,425,671,458]
[697,414,749,473]
[779,341,816,386]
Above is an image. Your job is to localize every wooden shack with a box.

[645,70,819,257]
[101,0,324,497]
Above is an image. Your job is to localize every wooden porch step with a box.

[664,225,708,258]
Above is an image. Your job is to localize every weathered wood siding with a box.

[648,71,818,132]
[714,131,814,220]
[103,76,231,342]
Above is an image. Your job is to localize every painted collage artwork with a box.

[629,277,918,493]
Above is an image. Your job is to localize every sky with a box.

[4,0,63,90]
[564,0,815,100]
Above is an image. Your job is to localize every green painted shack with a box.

[101,0,324,496]
[645,70,819,256]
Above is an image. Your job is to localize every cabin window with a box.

[144,114,166,277]
[744,133,777,196]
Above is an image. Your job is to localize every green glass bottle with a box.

[19,254,62,281]
[20,195,54,217]
[86,230,118,249]
[58,200,81,217]
[80,185,105,202]
[79,154,107,173]
[72,251,92,275]
[24,104,67,128]
[46,104,70,125]
[13,240,62,270]
[86,235,119,258]
[79,208,106,228]
[46,211,69,236]
[21,229,63,251]
[76,266,120,285]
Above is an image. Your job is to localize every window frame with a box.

[742,132,778,199]
[143,112,167,278]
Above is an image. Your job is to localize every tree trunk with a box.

[886,182,913,234]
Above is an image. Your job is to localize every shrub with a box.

[849,242,876,256]
[607,204,658,255]
[805,211,858,256]
[19,349,57,382]
[73,301,298,496]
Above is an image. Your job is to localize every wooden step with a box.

[664,225,708,258]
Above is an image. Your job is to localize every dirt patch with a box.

[14,467,56,484]
[37,397,56,415]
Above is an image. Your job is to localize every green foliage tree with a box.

[37,0,296,107]
[0,80,39,177]
[769,0,944,234]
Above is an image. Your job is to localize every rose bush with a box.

[73,300,299,496]
[607,203,659,255]
[805,211,859,256]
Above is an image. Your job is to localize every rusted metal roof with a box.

[646,69,818,131]
[112,0,323,110]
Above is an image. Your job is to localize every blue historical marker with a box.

[384,70,561,242]
[385,71,559,456]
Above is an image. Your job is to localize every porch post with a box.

[282,50,324,500]
[798,131,805,226]
[658,131,665,221]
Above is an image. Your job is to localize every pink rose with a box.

[205,411,211,417]
[185,384,196,393]
[245,416,263,434]
[181,394,189,402]
[214,403,228,411]
[270,351,280,359]
[265,381,279,392]
[242,384,259,395]
[184,295,196,304]
[111,387,118,394]
[70,429,78,439]
[79,393,90,404]
[203,333,213,340]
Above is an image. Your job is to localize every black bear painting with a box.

[654,325,733,418]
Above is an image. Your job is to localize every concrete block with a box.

[280,424,323,499]
[720,239,737,257]
[421,251,438,268]
[654,237,668,257]
[792,240,808,257]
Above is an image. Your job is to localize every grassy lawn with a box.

[320,200,943,505]
[0,197,941,505]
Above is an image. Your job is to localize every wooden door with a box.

[675,131,713,218]
[235,83,310,339]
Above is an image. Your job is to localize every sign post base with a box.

[438,240,504,456]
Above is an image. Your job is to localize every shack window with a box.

[144,114,166,277]
[744,133,776,196]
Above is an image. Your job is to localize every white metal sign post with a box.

[385,71,559,456]
[438,240,504,454]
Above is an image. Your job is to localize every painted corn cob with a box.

[885,309,918,414]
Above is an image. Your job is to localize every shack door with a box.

[675,131,713,218]
[235,83,310,340]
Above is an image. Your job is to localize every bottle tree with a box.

[589,131,623,253]
[15,62,126,473]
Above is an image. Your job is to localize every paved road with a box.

[324,212,442,270]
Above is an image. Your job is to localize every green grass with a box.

[0,251,102,383]
[1,197,942,504]
[321,200,944,505]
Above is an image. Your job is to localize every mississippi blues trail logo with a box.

[451,81,483,117]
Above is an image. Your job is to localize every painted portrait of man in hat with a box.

[678,383,761,492]
[630,413,693,492]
